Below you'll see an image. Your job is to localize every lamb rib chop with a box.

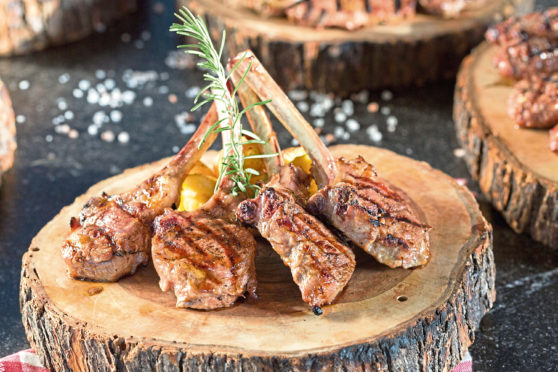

[231,50,431,269]
[508,73,558,129]
[486,8,558,79]
[151,89,282,310]
[61,104,219,281]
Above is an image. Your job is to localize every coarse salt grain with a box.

[158,85,169,94]
[313,118,325,128]
[297,101,309,112]
[68,129,79,139]
[122,90,136,104]
[455,178,467,186]
[101,130,115,142]
[453,148,466,158]
[88,124,99,135]
[386,115,398,127]
[118,131,130,143]
[334,126,345,138]
[95,70,106,80]
[99,92,111,106]
[87,89,100,104]
[342,100,354,116]
[381,90,393,101]
[18,80,30,90]
[57,98,68,111]
[346,118,360,132]
[16,115,25,124]
[104,79,116,90]
[92,111,106,125]
[288,90,308,101]
[64,111,74,120]
[73,89,84,98]
[172,145,179,153]
[141,31,151,41]
[78,80,91,91]
[334,111,347,123]
[110,110,123,123]
[58,73,70,84]
[366,125,382,143]
[406,148,413,155]
[143,96,153,107]
[381,106,391,116]
[291,138,299,146]
[55,124,70,134]
[185,86,200,99]
[160,72,170,81]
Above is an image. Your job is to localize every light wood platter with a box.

[0,0,137,56]
[182,0,533,94]
[454,42,558,249]
[20,145,495,371]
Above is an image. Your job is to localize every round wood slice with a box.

[20,145,495,371]
[0,78,16,185]
[454,42,558,250]
[0,0,138,56]
[182,0,533,94]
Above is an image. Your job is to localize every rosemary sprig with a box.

[170,7,275,196]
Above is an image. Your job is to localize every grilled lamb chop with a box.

[61,105,219,281]
[486,8,558,79]
[418,0,485,17]
[508,73,558,129]
[151,89,282,310]
[230,50,431,269]
[236,164,356,312]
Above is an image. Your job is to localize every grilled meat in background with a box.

[307,157,431,269]
[61,106,219,282]
[237,164,356,312]
[486,8,558,79]
[508,73,558,129]
[418,0,485,17]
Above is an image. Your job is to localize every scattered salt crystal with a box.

[99,92,111,106]
[96,83,107,93]
[87,89,100,104]
[18,80,30,90]
[73,89,84,98]
[366,125,383,143]
[342,132,350,140]
[88,124,99,136]
[52,115,65,125]
[92,111,106,125]
[185,86,200,99]
[346,119,360,132]
[160,72,170,81]
[64,111,74,120]
[367,102,379,113]
[141,31,151,41]
[297,101,309,112]
[352,90,369,104]
[104,79,116,90]
[95,70,106,80]
[45,135,53,142]
[406,148,413,155]
[158,85,169,94]
[55,124,70,134]
[334,111,347,123]
[134,40,144,49]
[291,138,299,146]
[288,90,308,101]
[68,129,79,139]
[121,33,131,43]
[101,130,115,142]
[56,98,68,111]
[143,96,153,107]
[341,100,354,116]
[453,148,466,158]
[334,126,345,138]
[168,94,178,104]
[381,106,391,116]
[118,131,130,143]
[172,145,179,153]
[78,80,91,91]
[313,118,325,128]
[165,51,195,70]
[310,103,326,117]
[386,115,398,127]
[16,115,25,124]
[381,90,393,101]
[58,73,70,84]
[122,90,136,104]
[110,110,123,123]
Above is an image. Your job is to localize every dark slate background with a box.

[0,0,556,370]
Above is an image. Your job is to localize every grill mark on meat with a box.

[384,233,410,252]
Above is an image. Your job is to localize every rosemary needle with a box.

[170,7,275,197]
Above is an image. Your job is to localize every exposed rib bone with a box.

[228,50,336,188]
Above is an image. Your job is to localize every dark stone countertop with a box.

[0,0,556,370]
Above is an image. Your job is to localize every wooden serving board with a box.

[20,145,495,371]
[0,78,16,185]
[454,43,558,250]
[0,0,137,56]
[182,0,533,94]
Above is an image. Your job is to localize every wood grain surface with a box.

[181,0,533,94]
[20,145,495,371]
[454,43,558,250]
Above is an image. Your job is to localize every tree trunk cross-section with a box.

[20,145,495,371]
[454,43,558,250]
[181,0,533,94]
[0,0,138,56]
[0,78,16,185]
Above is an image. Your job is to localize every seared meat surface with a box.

[152,207,257,310]
[61,105,218,282]
[236,164,356,310]
[508,73,558,129]
[307,157,430,269]
[284,0,416,30]
[486,8,558,79]
[418,0,484,17]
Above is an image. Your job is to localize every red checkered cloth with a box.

[0,349,472,371]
